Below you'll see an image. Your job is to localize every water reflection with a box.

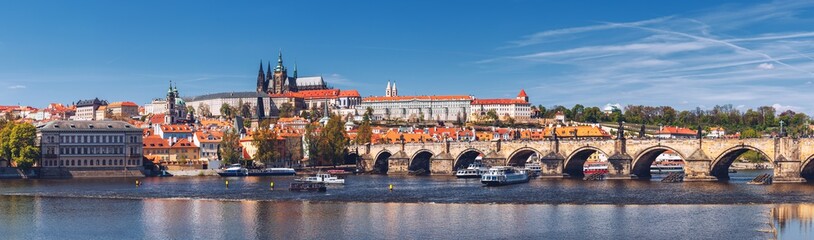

[0,195,806,239]
[772,204,814,239]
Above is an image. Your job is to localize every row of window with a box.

[59,146,141,155]
[42,158,140,167]
[45,135,129,144]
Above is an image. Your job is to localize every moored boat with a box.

[248,168,296,176]
[583,162,608,175]
[481,166,529,186]
[650,160,684,174]
[455,158,490,178]
[217,164,249,177]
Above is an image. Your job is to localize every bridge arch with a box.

[631,146,686,179]
[372,150,392,174]
[710,145,772,180]
[506,147,542,167]
[454,148,486,171]
[800,154,814,180]
[564,146,609,177]
[409,149,434,174]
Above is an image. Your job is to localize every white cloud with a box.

[757,63,775,70]
[8,85,25,89]
[324,73,362,87]
[480,1,814,114]
[772,103,803,113]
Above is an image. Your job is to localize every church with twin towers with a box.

[256,52,328,94]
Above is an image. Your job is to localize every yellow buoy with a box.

[270,181,275,188]
[135,180,140,186]
[389,184,394,191]
[225,180,229,188]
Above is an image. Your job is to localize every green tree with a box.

[219,128,243,165]
[220,103,233,119]
[0,121,16,160]
[279,102,295,118]
[741,128,760,139]
[486,109,499,125]
[8,123,38,169]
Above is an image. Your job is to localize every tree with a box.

[186,105,195,116]
[219,128,243,165]
[220,103,233,119]
[356,111,373,145]
[198,103,212,117]
[319,115,348,166]
[279,102,295,118]
[240,102,252,119]
[0,121,16,160]
[8,123,38,169]
[304,122,320,167]
[486,109,499,125]
[741,128,760,139]
[252,124,278,166]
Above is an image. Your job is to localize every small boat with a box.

[297,172,345,184]
[217,164,249,177]
[289,181,327,192]
[481,166,529,186]
[455,159,490,178]
[248,168,296,176]
[523,153,542,177]
[583,162,608,175]
[650,160,684,174]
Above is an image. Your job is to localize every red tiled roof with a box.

[338,90,360,97]
[149,114,166,124]
[143,135,169,148]
[657,126,696,135]
[160,124,192,133]
[109,101,138,108]
[171,138,197,148]
[517,89,527,98]
[471,99,530,105]
[363,95,472,102]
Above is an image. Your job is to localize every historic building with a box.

[74,98,108,121]
[37,120,144,170]
[185,92,272,118]
[257,52,329,95]
[107,101,139,119]
[358,82,472,122]
[470,90,532,122]
[164,82,190,124]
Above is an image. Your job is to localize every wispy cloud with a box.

[8,85,25,89]
[481,0,814,113]
[324,73,369,87]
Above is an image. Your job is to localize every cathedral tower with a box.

[256,60,266,93]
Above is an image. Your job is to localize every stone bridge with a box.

[347,137,814,183]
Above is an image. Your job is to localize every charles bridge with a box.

[348,136,814,183]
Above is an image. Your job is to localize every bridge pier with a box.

[606,153,634,179]
[683,149,717,182]
[360,154,373,172]
[430,153,454,175]
[539,152,564,178]
[387,151,409,174]
[773,156,806,183]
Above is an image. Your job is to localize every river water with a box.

[0,170,812,239]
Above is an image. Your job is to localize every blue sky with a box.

[1,0,814,113]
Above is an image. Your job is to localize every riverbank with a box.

[731,162,773,170]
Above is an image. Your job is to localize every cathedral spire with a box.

[275,50,284,72]
[257,59,267,93]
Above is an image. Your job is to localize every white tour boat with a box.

[298,172,345,184]
[524,153,542,177]
[481,166,529,186]
[455,157,490,178]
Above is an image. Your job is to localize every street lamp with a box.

[658,123,663,141]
